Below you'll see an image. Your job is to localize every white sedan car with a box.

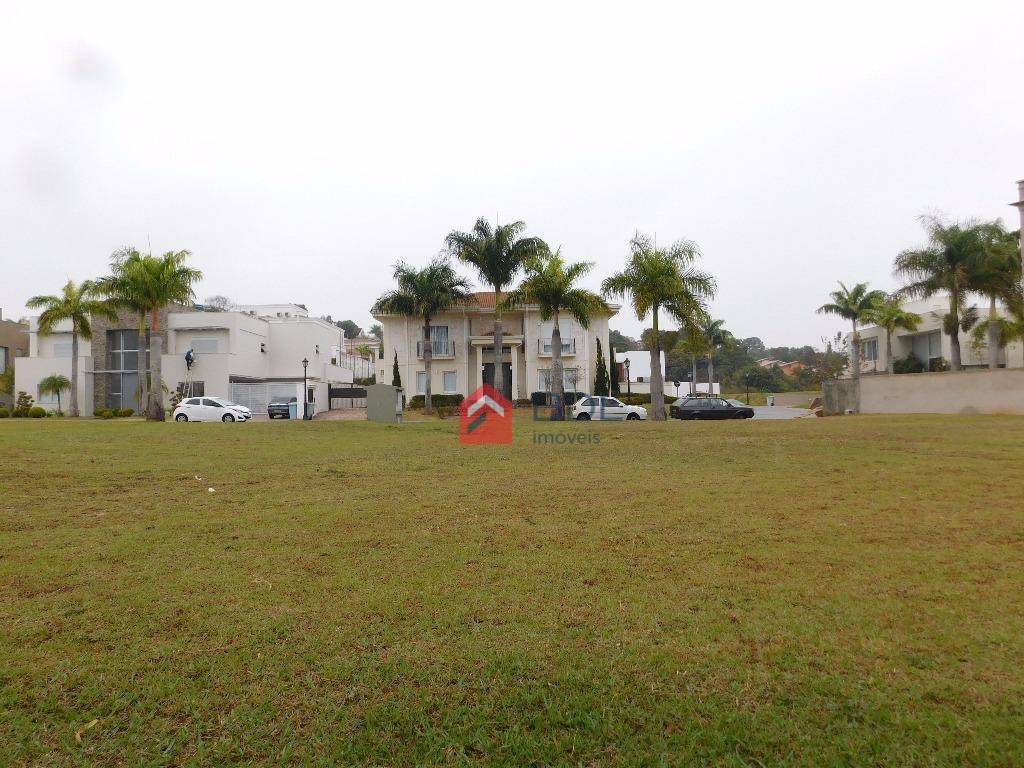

[173,397,252,422]
[571,396,647,421]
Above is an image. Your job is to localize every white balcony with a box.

[416,340,456,358]
[538,338,575,356]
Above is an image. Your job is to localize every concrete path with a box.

[751,406,812,420]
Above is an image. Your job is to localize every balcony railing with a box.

[538,338,575,356]
[416,340,456,358]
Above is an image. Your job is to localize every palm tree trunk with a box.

[69,331,80,417]
[850,321,861,382]
[423,318,433,415]
[707,354,715,394]
[57,388,62,414]
[551,313,564,421]
[886,328,894,375]
[649,306,666,421]
[138,313,148,413]
[493,297,505,401]
[148,310,165,421]
[690,355,697,395]
[987,296,999,370]
[948,295,962,371]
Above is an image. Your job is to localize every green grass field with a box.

[2,414,1023,766]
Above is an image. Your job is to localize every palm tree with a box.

[38,373,71,413]
[602,234,716,420]
[816,281,885,382]
[893,216,992,371]
[140,251,203,420]
[970,222,1021,369]
[863,295,922,375]
[26,280,118,417]
[501,248,606,420]
[445,218,546,402]
[372,257,473,414]
[701,318,734,393]
[96,247,155,413]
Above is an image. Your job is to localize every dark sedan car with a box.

[670,396,755,420]
[267,396,297,419]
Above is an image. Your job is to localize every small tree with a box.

[392,350,402,387]
[594,338,610,396]
[609,345,620,394]
[39,373,71,413]
[15,390,33,416]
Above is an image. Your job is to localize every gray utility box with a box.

[367,384,404,424]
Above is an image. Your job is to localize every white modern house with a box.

[372,292,618,399]
[16,303,358,416]
[849,295,1024,375]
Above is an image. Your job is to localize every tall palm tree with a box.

[816,281,885,382]
[893,216,991,371]
[38,373,71,413]
[445,218,546,401]
[96,247,156,413]
[140,251,203,420]
[372,257,473,414]
[863,295,921,375]
[500,248,606,420]
[970,222,1021,369]
[602,234,716,420]
[26,280,118,417]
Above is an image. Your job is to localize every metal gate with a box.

[229,383,297,414]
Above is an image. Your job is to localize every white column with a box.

[475,344,483,389]
[510,343,519,400]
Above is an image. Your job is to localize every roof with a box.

[374,291,619,317]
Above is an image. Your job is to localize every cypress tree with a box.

[609,344,620,394]
[594,338,610,396]
[391,350,402,387]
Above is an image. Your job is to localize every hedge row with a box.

[94,408,136,419]
[407,394,464,409]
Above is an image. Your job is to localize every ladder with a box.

[181,349,197,398]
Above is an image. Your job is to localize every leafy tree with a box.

[864,295,922,375]
[609,329,640,352]
[38,373,71,413]
[26,280,118,417]
[446,217,546,402]
[369,323,383,342]
[336,320,362,339]
[816,281,885,384]
[893,215,994,370]
[594,338,610,396]
[700,318,734,392]
[204,295,233,311]
[372,257,473,414]
[14,390,33,416]
[602,234,715,420]
[740,337,766,358]
[501,248,606,420]
[391,350,402,388]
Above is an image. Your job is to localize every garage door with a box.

[230,383,298,415]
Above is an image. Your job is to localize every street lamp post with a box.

[624,358,631,396]
[301,357,309,420]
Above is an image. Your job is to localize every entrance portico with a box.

[470,335,523,398]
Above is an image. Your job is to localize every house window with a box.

[190,338,218,354]
[177,381,205,397]
[106,372,140,411]
[38,385,59,404]
[431,326,449,354]
[442,371,457,393]
[106,330,141,371]
[0,346,6,374]
[862,338,878,362]
[538,367,580,391]
[53,342,73,358]
[416,371,427,394]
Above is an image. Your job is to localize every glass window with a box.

[862,338,878,362]
[186,398,201,405]
[38,385,59,404]
[442,370,457,392]
[106,330,143,371]
[0,346,6,374]
[202,399,222,408]
[416,371,427,394]
[53,342,73,358]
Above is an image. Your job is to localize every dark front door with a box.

[482,362,512,396]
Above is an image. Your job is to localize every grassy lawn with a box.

[2,414,1023,766]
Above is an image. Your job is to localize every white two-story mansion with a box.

[849,294,1024,375]
[16,303,362,416]
[373,292,619,399]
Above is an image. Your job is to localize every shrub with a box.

[407,394,464,410]
[930,356,949,373]
[618,393,652,405]
[29,406,47,418]
[94,408,113,419]
[116,408,135,417]
[0,406,9,418]
[893,352,925,375]
[513,398,532,408]
[12,408,30,418]
[15,391,33,412]
[530,391,588,407]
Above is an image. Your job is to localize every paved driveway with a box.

[751,406,812,420]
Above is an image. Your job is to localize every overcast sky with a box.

[2,1,1022,347]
